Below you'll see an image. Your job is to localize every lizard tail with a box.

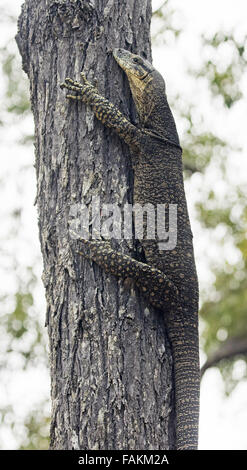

[167,313,200,450]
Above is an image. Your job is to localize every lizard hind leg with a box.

[72,232,179,310]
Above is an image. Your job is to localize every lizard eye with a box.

[133,57,141,64]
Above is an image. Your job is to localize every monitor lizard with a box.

[60,48,200,450]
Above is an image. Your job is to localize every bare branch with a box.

[201,335,247,378]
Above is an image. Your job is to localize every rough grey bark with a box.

[16,0,175,449]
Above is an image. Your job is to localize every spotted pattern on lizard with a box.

[61,48,200,450]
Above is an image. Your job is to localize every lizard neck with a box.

[128,71,180,145]
[142,95,180,145]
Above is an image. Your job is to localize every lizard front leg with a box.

[60,74,142,149]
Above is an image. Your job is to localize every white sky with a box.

[0,0,247,450]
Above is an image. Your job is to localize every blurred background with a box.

[0,0,246,450]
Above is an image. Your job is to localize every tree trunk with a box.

[16,0,175,450]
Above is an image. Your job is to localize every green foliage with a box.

[0,264,50,449]
[192,32,247,108]
[19,405,50,450]
[1,268,47,368]
[180,104,231,174]
[1,45,30,117]
[198,184,247,390]
[201,272,247,348]
[201,272,247,394]
[0,402,50,450]
[0,12,48,449]
[152,0,181,44]
[183,132,227,174]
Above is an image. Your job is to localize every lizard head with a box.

[113,48,179,145]
[113,48,166,125]
[113,48,155,81]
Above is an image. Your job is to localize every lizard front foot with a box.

[60,74,97,102]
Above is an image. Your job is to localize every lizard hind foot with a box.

[71,228,179,309]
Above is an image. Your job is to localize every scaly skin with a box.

[61,48,200,450]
